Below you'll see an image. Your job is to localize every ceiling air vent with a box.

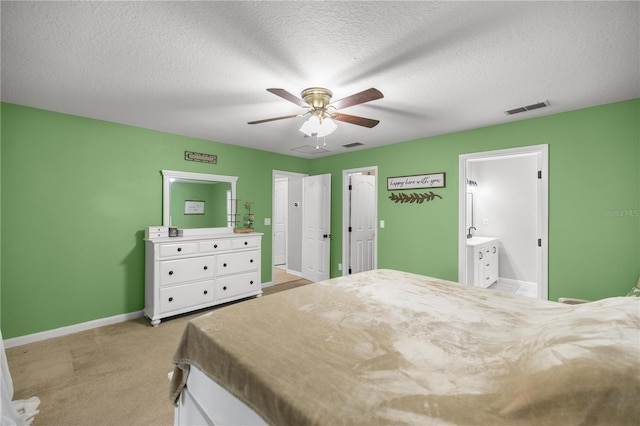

[505,100,550,115]
[342,142,364,148]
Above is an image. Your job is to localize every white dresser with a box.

[466,237,499,288]
[145,232,262,326]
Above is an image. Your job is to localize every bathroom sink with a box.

[466,236,497,246]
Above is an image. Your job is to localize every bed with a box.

[170,269,640,425]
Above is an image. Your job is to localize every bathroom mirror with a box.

[162,170,237,232]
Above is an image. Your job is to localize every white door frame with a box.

[342,166,378,276]
[273,178,288,266]
[272,170,307,280]
[458,145,548,300]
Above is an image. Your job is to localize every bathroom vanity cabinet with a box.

[466,237,499,288]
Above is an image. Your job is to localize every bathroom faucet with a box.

[467,226,476,239]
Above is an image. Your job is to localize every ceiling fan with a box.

[248,87,383,136]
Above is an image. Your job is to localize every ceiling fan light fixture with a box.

[318,117,337,137]
[252,86,383,143]
[299,115,337,138]
[299,115,320,136]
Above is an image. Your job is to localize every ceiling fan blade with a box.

[330,88,383,111]
[266,88,309,108]
[247,114,299,125]
[332,113,380,128]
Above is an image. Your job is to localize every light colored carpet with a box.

[273,267,303,285]
[5,279,312,426]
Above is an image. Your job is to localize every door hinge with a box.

[348,184,352,190]
[537,170,542,179]
[348,268,352,274]
[538,238,542,247]
[348,226,352,232]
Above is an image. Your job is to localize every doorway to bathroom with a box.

[458,145,548,300]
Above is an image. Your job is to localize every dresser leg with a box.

[151,319,161,327]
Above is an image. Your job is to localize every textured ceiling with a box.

[2,1,639,158]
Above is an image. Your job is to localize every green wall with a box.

[1,99,638,339]
[312,98,639,302]
[0,103,309,338]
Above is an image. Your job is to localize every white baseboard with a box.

[3,311,144,349]
[499,277,537,288]
[286,269,303,277]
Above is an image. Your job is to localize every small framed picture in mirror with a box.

[184,200,205,215]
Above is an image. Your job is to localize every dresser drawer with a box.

[158,242,198,258]
[216,272,259,301]
[199,239,231,253]
[216,250,258,276]
[232,237,259,250]
[145,232,263,326]
[159,256,215,285]
[159,281,215,314]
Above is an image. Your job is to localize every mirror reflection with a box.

[162,170,238,231]
[169,180,233,229]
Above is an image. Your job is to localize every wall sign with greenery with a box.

[388,192,442,204]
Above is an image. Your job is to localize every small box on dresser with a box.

[145,226,169,239]
[144,232,262,326]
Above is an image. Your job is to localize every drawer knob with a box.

[223,263,227,267]
[250,280,254,285]
[203,290,208,295]
[169,271,174,276]
[168,297,173,302]
[214,244,218,249]
[244,241,248,246]
[250,259,254,263]
[203,266,208,270]
[177,247,182,252]
[223,286,227,291]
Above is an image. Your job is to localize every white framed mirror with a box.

[162,170,238,235]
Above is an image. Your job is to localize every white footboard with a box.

[174,366,266,426]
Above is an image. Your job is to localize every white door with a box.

[273,179,287,266]
[349,174,376,274]
[302,174,331,282]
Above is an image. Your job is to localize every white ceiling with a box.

[2,1,639,159]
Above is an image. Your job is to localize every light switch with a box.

[264,218,271,226]
[380,220,385,228]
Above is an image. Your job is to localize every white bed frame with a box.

[174,365,266,426]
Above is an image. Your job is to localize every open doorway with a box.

[272,171,331,285]
[458,145,548,300]
[342,166,378,276]
[272,171,306,285]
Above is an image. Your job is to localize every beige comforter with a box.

[171,269,640,425]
